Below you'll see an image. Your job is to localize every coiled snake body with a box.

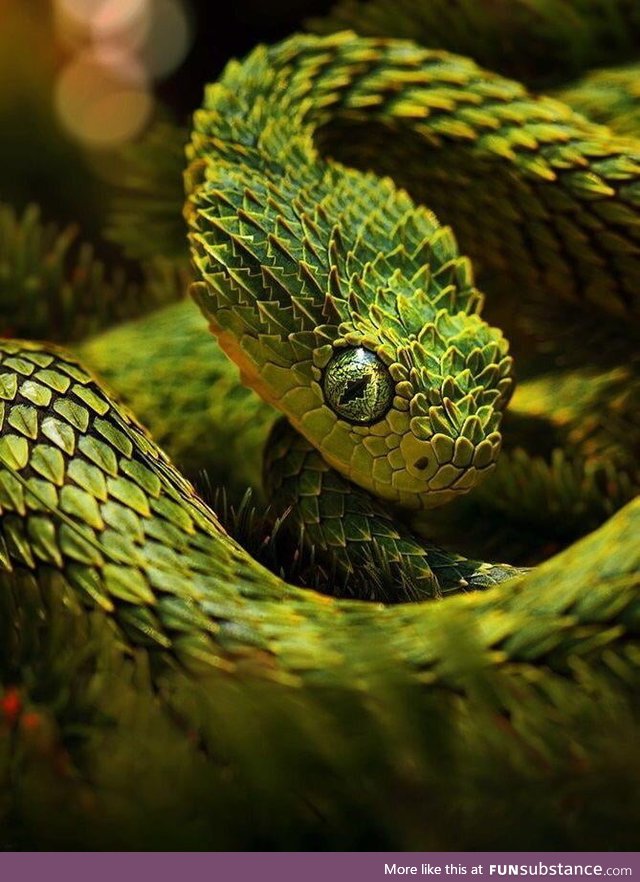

[1,9,639,850]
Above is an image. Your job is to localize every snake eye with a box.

[323,347,394,425]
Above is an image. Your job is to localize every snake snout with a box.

[397,413,504,509]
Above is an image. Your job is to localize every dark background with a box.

[161,0,333,115]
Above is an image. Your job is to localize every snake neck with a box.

[184,33,514,511]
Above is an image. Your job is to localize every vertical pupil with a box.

[323,347,394,424]
[339,375,370,406]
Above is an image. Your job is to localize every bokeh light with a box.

[90,0,149,41]
[140,0,193,79]
[56,0,106,27]
[53,0,193,149]
[55,51,153,147]
[92,43,149,85]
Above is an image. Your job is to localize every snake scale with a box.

[1,0,640,850]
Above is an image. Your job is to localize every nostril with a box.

[414,457,430,470]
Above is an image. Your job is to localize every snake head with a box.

[187,145,513,511]
[312,300,514,511]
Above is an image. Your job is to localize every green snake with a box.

[1,0,640,850]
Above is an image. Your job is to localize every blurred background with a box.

[0,0,332,243]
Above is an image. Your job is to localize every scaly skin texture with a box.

[185,34,529,595]
[0,21,640,849]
